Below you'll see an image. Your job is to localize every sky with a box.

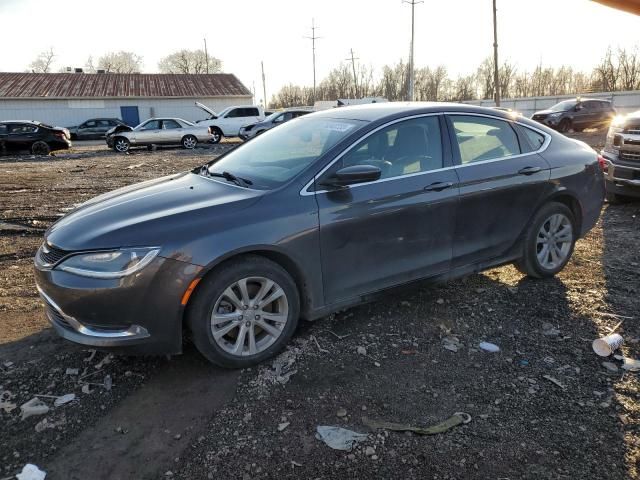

[0,0,638,103]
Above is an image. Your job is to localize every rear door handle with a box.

[424,181,454,192]
[518,166,542,175]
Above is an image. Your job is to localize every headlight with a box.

[549,113,561,119]
[56,247,160,279]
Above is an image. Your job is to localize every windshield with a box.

[206,116,366,189]
[550,100,577,112]
[264,111,282,122]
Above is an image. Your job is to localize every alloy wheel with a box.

[183,136,197,149]
[536,213,573,269]
[211,130,221,143]
[115,139,129,152]
[211,276,289,357]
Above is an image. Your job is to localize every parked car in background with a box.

[68,118,127,140]
[239,108,312,140]
[0,120,71,155]
[601,110,640,202]
[195,103,265,143]
[35,104,604,367]
[531,98,616,133]
[105,118,213,153]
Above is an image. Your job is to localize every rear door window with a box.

[8,124,38,134]
[449,115,520,164]
[162,120,181,129]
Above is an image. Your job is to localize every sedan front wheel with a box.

[187,255,300,368]
[113,137,130,153]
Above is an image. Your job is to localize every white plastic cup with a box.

[592,333,624,357]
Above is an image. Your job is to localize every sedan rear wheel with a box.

[31,141,50,156]
[114,137,130,153]
[515,202,576,278]
[187,255,300,368]
[182,135,198,149]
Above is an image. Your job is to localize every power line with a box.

[403,0,423,101]
[345,48,360,98]
[304,18,322,103]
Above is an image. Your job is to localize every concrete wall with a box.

[0,96,253,127]
[464,90,640,117]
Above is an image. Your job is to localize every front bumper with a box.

[601,150,640,197]
[34,255,202,355]
[532,116,560,128]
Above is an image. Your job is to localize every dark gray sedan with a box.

[34,104,605,367]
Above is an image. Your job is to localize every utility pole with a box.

[261,61,267,110]
[492,0,500,106]
[305,19,321,103]
[403,0,422,101]
[346,48,360,98]
[203,38,209,74]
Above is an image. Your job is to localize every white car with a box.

[195,103,265,143]
[106,118,213,153]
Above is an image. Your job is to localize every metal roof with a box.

[0,73,252,99]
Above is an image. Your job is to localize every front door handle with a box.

[424,181,454,192]
[518,166,542,175]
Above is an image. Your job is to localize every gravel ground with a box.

[1,130,639,479]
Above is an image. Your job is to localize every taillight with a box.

[597,154,607,172]
[54,132,64,139]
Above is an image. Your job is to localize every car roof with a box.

[308,102,520,122]
[0,120,41,125]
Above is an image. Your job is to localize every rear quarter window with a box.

[517,125,546,153]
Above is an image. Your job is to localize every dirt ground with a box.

[1,130,639,479]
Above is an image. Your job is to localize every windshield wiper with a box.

[207,170,253,187]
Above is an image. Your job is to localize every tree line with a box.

[269,47,640,108]
[27,49,223,74]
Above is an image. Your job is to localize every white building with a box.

[0,72,253,127]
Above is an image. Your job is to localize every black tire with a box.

[181,134,198,149]
[31,141,50,156]
[515,202,577,279]
[187,255,300,368]
[558,119,572,134]
[210,128,222,144]
[113,137,130,153]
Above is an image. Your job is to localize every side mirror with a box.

[575,104,583,111]
[320,165,381,188]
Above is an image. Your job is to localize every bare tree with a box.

[158,49,222,74]
[618,47,640,91]
[28,48,55,73]
[593,48,619,92]
[97,51,143,73]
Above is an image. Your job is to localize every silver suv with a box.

[239,108,312,140]
[601,111,640,201]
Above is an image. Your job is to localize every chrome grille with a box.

[38,243,69,266]
[620,150,640,162]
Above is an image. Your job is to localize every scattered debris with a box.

[104,375,113,391]
[277,422,290,432]
[15,464,46,480]
[602,362,619,373]
[543,375,567,390]
[83,349,97,363]
[125,162,145,170]
[311,335,329,354]
[325,330,350,340]
[621,357,640,371]
[53,393,75,407]
[0,400,17,413]
[356,346,367,356]
[81,384,93,394]
[20,398,49,420]
[365,446,376,456]
[593,334,624,357]
[35,416,66,433]
[542,323,561,337]
[315,426,369,451]
[362,412,472,435]
[479,342,500,353]
[442,336,461,352]
[95,354,114,370]
[65,368,79,376]
[336,408,347,418]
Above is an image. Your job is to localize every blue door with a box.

[120,106,140,127]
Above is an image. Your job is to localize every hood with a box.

[533,109,556,116]
[106,125,133,136]
[46,172,262,252]
[195,101,217,119]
